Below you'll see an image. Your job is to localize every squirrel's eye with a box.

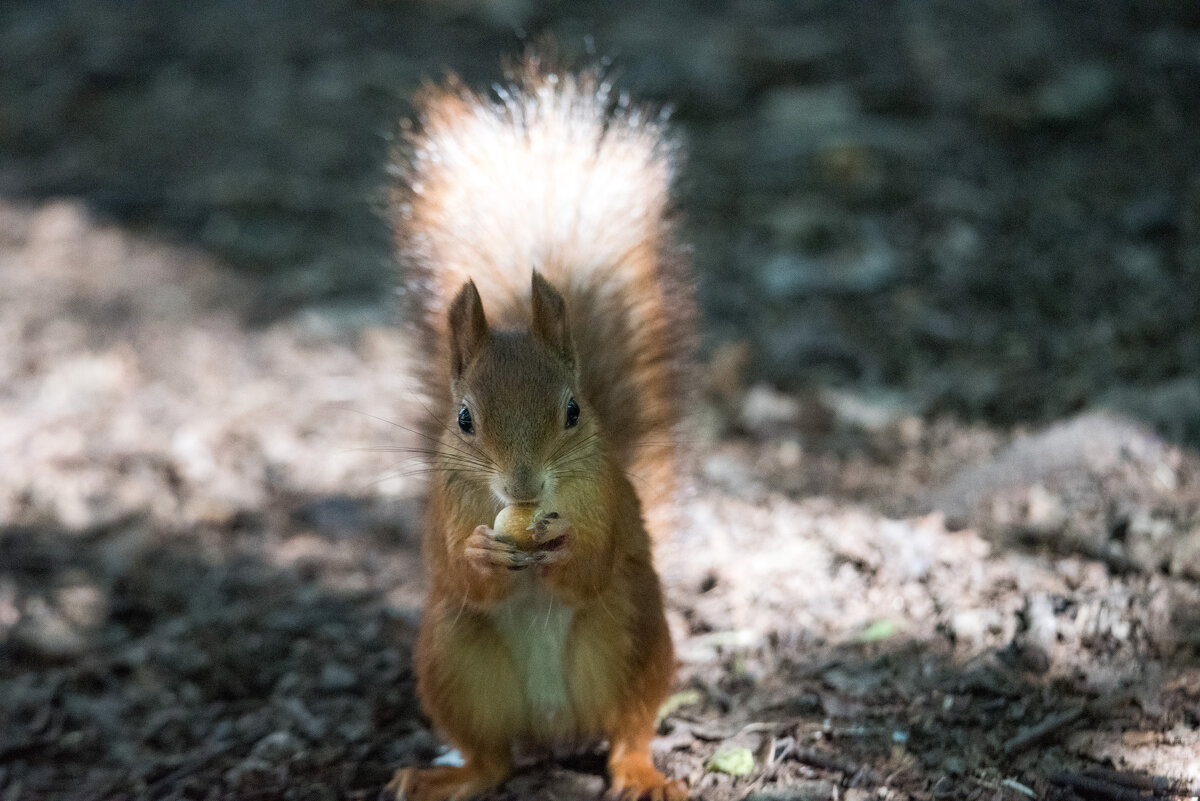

[458,405,474,435]
[565,397,580,429]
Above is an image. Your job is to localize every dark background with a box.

[4,0,1199,438]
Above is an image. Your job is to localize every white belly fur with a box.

[489,574,575,728]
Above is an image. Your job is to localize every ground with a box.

[2,2,1200,801]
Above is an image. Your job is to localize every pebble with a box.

[252,730,304,763]
[819,387,914,431]
[223,757,275,789]
[1032,62,1117,122]
[11,598,88,660]
[746,779,836,800]
[739,384,801,434]
[319,662,358,691]
[1170,530,1200,581]
[758,224,898,296]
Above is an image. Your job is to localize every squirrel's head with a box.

[444,272,599,506]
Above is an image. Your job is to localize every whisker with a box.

[354,447,493,470]
[594,593,621,625]
[335,406,449,447]
[547,433,602,469]
[413,398,493,464]
[334,403,497,471]
[449,593,469,637]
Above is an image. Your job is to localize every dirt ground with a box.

[3,3,1200,801]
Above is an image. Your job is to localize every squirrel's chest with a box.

[489,576,575,726]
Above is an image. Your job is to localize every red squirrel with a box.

[387,54,695,801]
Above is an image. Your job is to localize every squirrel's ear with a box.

[530,272,575,370]
[448,280,489,381]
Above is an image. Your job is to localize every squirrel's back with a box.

[393,56,694,535]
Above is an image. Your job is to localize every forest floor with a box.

[3,2,1200,800]
[3,197,1200,801]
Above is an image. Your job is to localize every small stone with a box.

[943,755,966,776]
[12,598,88,660]
[758,224,898,296]
[252,730,304,763]
[224,757,275,789]
[1025,484,1066,533]
[951,609,997,648]
[739,384,801,433]
[1033,63,1117,123]
[747,779,836,801]
[819,387,914,431]
[1170,529,1200,581]
[279,696,328,740]
[319,662,358,691]
[54,581,107,629]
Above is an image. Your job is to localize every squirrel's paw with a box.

[464,525,536,573]
[387,764,504,801]
[609,754,687,801]
[609,775,688,801]
[531,511,569,546]
[530,511,571,564]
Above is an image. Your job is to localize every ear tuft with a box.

[530,272,575,369]
[448,280,489,381]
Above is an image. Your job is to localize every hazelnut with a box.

[493,504,539,549]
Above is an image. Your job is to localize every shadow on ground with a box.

[3,489,1200,800]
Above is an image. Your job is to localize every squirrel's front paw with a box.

[530,511,570,564]
[464,525,536,573]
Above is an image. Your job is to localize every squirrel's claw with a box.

[609,779,688,801]
[531,510,569,546]
[529,511,570,567]
[388,763,509,801]
[464,525,536,572]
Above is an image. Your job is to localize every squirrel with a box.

[386,54,695,801]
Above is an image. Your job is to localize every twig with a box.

[1002,707,1085,755]
[1051,772,1150,801]
[791,747,877,783]
[1002,778,1037,798]
[145,740,233,798]
[1083,767,1200,798]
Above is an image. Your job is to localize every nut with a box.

[493,504,539,549]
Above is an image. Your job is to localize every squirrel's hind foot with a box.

[609,777,688,801]
[386,762,508,801]
[608,757,688,801]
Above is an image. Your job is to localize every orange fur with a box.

[389,55,693,801]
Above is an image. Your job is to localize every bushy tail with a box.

[392,54,694,536]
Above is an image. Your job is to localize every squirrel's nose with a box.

[504,482,544,504]
[504,466,544,504]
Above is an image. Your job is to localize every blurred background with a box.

[4,0,1199,435]
[3,2,1200,800]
